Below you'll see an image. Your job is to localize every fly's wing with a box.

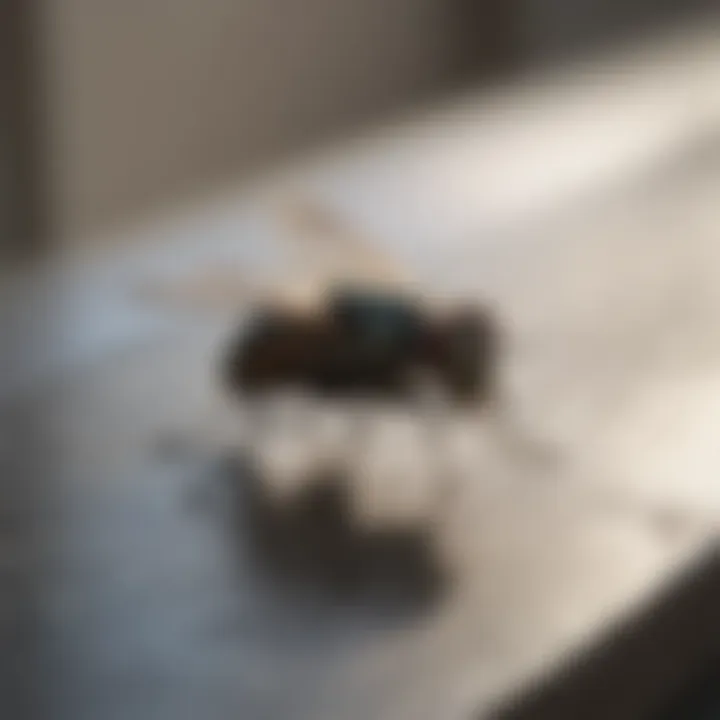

[137,264,325,317]
[136,194,417,317]
[277,195,416,293]
[276,196,476,319]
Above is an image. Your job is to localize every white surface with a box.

[5,30,720,719]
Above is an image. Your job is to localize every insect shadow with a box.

[219,453,452,615]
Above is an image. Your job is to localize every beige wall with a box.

[42,0,464,245]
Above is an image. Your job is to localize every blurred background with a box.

[1,0,717,256]
[2,3,720,720]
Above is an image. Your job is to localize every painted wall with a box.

[42,0,471,245]
[41,0,712,246]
